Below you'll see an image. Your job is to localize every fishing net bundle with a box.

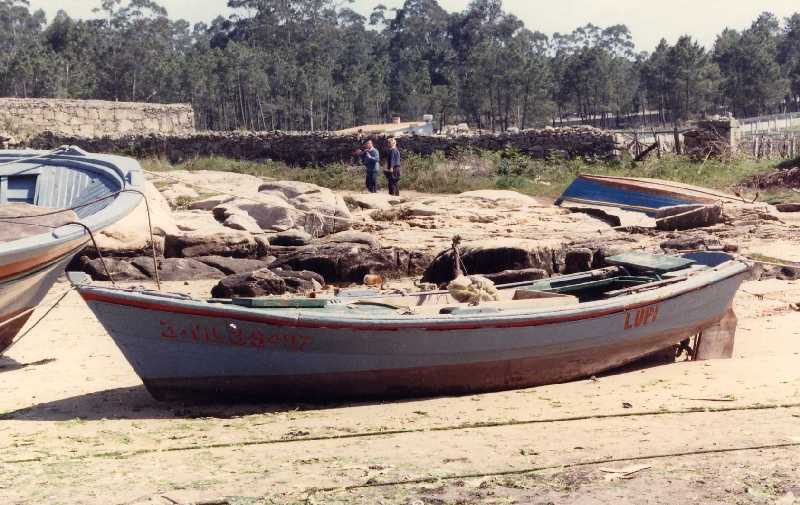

[447,275,500,304]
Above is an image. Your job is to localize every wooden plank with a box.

[232,298,329,309]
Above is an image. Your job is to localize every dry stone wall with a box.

[0,98,195,138]
[26,126,619,166]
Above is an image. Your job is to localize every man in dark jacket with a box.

[384,137,401,196]
[358,139,380,193]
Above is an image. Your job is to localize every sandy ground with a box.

[1,276,800,505]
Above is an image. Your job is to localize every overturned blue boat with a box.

[556,174,743,217]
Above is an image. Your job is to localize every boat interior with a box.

[196,251,736,317]
[0,154,122,243]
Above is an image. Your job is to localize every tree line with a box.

[2,0,800,131]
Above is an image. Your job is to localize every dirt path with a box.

[1,278,799,504]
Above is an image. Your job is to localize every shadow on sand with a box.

[0,384,389,422]
[0,356,56,373]
[3,354,682,422]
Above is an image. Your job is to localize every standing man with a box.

[384,137,401,196]
[358,139,380,193]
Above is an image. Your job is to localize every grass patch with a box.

[139,151,792,201]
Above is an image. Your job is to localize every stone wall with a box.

[683,118,741,158]
[0,98,195,138]
[25,126,619,166]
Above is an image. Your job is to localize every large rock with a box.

[80,256,148,281]
[483,268,547,285]
[422,239,565,285]
[563,248,593,274]
[660,234,721,252]
[223,212,262,234]
[94,180,177,256]
[131,257,225,281]
[271,268,326,292]
[269,229,313,247]
[210,269,287,298]
[160,183,199,208]
[188,194,234,211]
[344,193,401,210]
[194,256,274,275]
[172,210,224,232]
[656,204,722,231]
[258,180,352,235]
[776,203,800,213]
[213,194,299,232]
[165,229,258,258]
[272,243,431,284]
[321,230,381,249]
[157,170,265,196]
[210,268,324,298]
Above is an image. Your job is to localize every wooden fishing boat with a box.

[69,251,750,402]
[556,174,743,216]
[0,147,144,352]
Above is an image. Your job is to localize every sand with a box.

[1,276,800,504]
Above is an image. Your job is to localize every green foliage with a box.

[148,152,782,202]
[1,1,800,128]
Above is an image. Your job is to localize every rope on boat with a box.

[2,287,74,354]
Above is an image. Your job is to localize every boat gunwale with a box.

[76,260,750,332]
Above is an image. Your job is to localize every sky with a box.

[27,0,800,52]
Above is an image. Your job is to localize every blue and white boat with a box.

[0,147,144,352]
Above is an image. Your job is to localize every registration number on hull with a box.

[623,305,660,330]
[160,320,312,352]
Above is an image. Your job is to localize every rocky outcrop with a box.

[80,256,149,282]
[210,269,287,298]
[272,243,431,284]
[456,190,544,208]
[209,268,325,298]
[131,257,225,281]
[269,230,313,247]
[222,213,262,233]
[776,203,800,213]
[93,180,177,256]
[214,196,297,232]
[483,268,547,285]
[258,180,352,235]
[344,193,402,210]
[164,229,258,258]
[321,230,381,249]
[655,204,722,231]
[193,256,274,275]
[422,239,565,285]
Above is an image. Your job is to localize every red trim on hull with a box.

[0,239,86,282]
[80,268,746,332]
